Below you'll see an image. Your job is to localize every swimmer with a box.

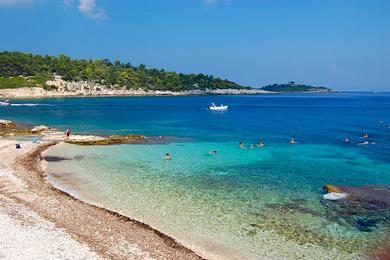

[257,140,265,147]
[289,138,298,144]
[209,150,217,155]
[165,153,171,160]
[343,137,350,143]
[239,141,245,149]
[362,133,368,139]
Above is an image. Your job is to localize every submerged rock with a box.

[264,202,322,217]
[322,184,390,232]
[324,184,390,209]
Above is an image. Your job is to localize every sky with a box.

[0,0,389,91]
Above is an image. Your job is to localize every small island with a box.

[261,81,333,93]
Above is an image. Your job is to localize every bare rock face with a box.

[0,119,16,129]
[31,125,51,133]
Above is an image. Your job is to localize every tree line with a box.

[0,51,247,91]
[261,81,330,92]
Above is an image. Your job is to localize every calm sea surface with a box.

[2,93,390,259]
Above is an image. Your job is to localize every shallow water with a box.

[2,93,390,258]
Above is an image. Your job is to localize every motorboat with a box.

[209,102,228,111]
[0,100,10,106]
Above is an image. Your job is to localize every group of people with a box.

[239,139,266,149]
[164,138,284,160]
[344,133,374,145]
[239,138,299,150]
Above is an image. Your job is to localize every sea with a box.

[1,92,390,259]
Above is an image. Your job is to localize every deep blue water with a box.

[2,92,390,162]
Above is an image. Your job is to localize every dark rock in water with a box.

[356,218,378,232]
[340,185,390,209]
[73,155,85,160]
[42,156,72,162]
[322,184,390,232]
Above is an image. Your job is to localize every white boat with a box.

[209,102,228,111]
[0,100,10,106]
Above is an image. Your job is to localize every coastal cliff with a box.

[0,76,272,98]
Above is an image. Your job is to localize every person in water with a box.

[257,140,265,147]
[289,138,298,144]
[344,137,350,143]
[239,141,245,149]
[165,153,171,160]
[209,150,217,155]
[362,133,368,139]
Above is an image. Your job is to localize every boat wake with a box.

[10,103,53,107]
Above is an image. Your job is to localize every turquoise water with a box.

[2,93,390,258]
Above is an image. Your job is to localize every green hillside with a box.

[0,51,247,91]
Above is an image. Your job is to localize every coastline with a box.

[0,139,203,260]
[0,86,274,99]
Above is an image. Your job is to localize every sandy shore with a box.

[0,139,202,260]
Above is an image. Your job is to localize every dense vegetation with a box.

[0,75,53,90]
[261,81,331,92]
[0,51,247,91]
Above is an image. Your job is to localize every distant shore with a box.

[0,79,274,99]
[0,139,203,259]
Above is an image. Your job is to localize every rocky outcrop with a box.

[322,184,390,232]
[0,119,16,129]
[65,134,145,145]
[1,120,146,145]
[31,125,52,133]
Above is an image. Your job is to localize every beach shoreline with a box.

[0,139,203,260]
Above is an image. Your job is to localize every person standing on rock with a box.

[65,129,71,140]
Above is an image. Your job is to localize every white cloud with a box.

[78,0,106,20]
[0,0,34,6]
[78,0,94,13]
[0,0,107,20]
[64,0,106,20]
